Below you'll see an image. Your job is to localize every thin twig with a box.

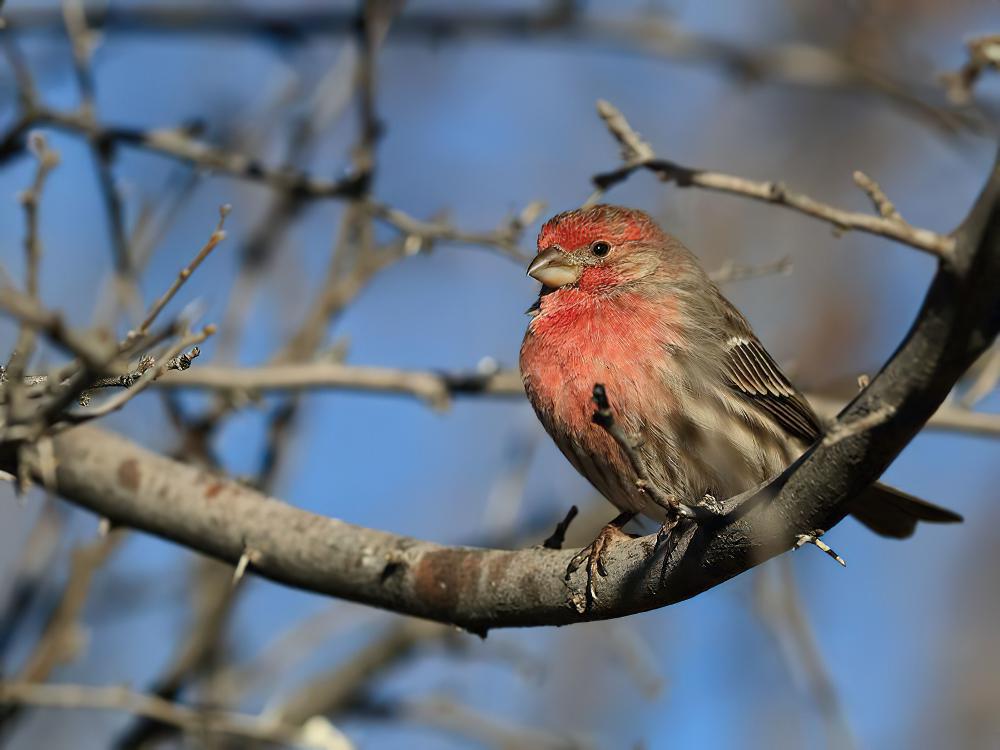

[64,327,214,423]
[591,100,956,258]
[852,170,903,221]
[135,205,230,337]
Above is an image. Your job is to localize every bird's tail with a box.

[848,482,963,538]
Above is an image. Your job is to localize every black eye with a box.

[591,240,611,257]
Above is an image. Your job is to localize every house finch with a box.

[519,204,961,594]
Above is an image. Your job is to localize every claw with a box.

[566,512,635,606]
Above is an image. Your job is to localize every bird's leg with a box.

[566,511,636,605]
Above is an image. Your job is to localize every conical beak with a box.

[526,248,581,288]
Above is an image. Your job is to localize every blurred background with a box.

[0,1,998,748]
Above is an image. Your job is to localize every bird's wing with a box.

[722,335,823,443]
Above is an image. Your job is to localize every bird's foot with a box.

[566,511,635,606]
[794,528,846,567]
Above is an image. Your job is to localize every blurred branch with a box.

[0,681,354,750]
[155,361,523,409]
[591,100,957,258]
[942,34,1000,105]
[959,344,1000,407]
[274,619,445,725]
[0,501,65,665]
[111,559,245,750]
[2,4,984,136]
[754,559,856,749]
[12,529,125,685]
[153,363,1000,437]
[0,106,367,198]
[808,394,1000,438]
[2,131,60,441]
[11,354,996,436]
[354,695,593,750]
[0,107,541,259]
[61,0,136,294]
[0,285,116,371]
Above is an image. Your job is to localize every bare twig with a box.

[592,100,956,258]
[366,199,542,260]
[852,170,903,222]
[134,205,230,337]
[808,393,1000,438]
[64,328,213,423]
[793,530,846,567]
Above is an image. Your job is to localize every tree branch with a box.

[4,147,997,637]
[591,100,957,258]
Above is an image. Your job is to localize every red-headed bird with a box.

[519,205,961,595]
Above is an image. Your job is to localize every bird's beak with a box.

[526,248,581,288]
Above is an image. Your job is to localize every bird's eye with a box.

[591,240,611,257]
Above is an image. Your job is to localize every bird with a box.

[519,204,961,598]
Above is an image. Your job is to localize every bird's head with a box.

[527,204,672,294]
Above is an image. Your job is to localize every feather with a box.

[722,336,822,443]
